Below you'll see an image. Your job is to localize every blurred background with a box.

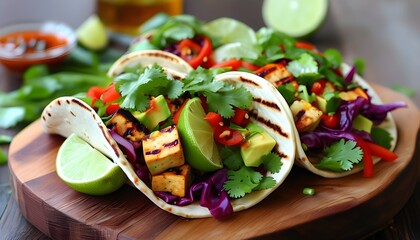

[1,0,419,105]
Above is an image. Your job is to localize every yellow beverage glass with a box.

[97,0,183,36]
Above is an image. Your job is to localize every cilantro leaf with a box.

[205,86,252,118]
[262,152,282,173]
[371,127,393,149]
[115,65,182,111]
[223,166,263,198]
[220,146,243,170]
[323,48,343,68]
[286,53,319,78]
[316,139,363,171]
[254,176,276,190]
[277,83,296,106]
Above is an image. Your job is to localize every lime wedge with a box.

[262,0,328,38]
[177,98,222,172]
[56,134,127,195]
[203,17,257,45]
[76,15,108,50]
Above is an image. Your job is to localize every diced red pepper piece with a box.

[176,36,212,69]
[230,107,250,127]
[205,112,244,146]
[321,113,340,129]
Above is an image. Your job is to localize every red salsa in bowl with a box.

[0,22,76,71]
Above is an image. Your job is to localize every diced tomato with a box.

[176,36,212,69]
[102,83,121,104]
[365,142,398,162]
[321,113,340,129]
[87,86,105,105]
[211,59,242,70]
[205,112,244,146]
[295,41,316,51]
[230,107,250,127]
[311,79,327,95]
[106,103,120,115]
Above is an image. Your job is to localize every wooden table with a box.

[1,0,419,239]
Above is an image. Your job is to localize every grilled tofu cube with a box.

[151,164,191,197]
[107,109,150,142]
[339,87,368,101]
[255,63,297,88]
[142,125,185,175]
[290,100,323,133]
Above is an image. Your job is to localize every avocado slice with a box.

[352,115,373,133]
[241,122,276,167]
[133,95,171,131]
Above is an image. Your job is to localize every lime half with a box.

[262,0,328,38]
[56,134,127,195]
[177,98,222,172]
[76,15,108,50]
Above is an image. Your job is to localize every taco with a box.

[255,60,406,178]
[41,52,295,219]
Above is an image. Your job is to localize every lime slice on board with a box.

[56,134,127,195]
[76,15,108,50]
[177,98,222,172]
[262,0,328,38]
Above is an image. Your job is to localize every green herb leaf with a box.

[287,53,319,78]
[0,135,12,144]
[115,65,182,111]
[220,146,243,170]
[277,83,296,105]
[353,58,366,76]
[262,152,282,173]
[323,48,343,68]
[316,139,363,171]
[303,187,315,196]
[0,107,25,128]
[324,92,342,114]
[254,177,276,190]
[0,149,7,165]
[371,127,393,149]
[224,166,263,198]
[297,85,316,103]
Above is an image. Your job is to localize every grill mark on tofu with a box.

[163,139,179,148]
[296,110,305,122]
[107,109,150,142]
[275,76,294,86]
[146,149,161,155]
[253,97,281,111]
[255,65,277,78]
[249,112,289,138]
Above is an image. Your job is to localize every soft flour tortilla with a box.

[276,64,398,178]
[107,50,193,77]
[41,66,296,219]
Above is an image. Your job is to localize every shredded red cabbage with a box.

[109,130,137,164]
[344,65,356,85]
[155,168,233,219]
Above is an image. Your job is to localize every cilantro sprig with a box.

[316,139,363,171]
[221,146,282,198]
[114,65,253,118]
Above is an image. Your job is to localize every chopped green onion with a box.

[303,187,315,196]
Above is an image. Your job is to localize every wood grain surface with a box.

[7,84,419,240]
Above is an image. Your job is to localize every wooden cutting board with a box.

[8,84,420,240]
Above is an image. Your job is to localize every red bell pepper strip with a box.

[176,36,212,69]
[87,86,105,105]
[106,103,120,115]
[353,135,374,178]
[173,99,189,125]
[211,59,242,70]
[241,61,260,71]
[205,112,244,146]
[295,41,316,51]
[365,142,398,162]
